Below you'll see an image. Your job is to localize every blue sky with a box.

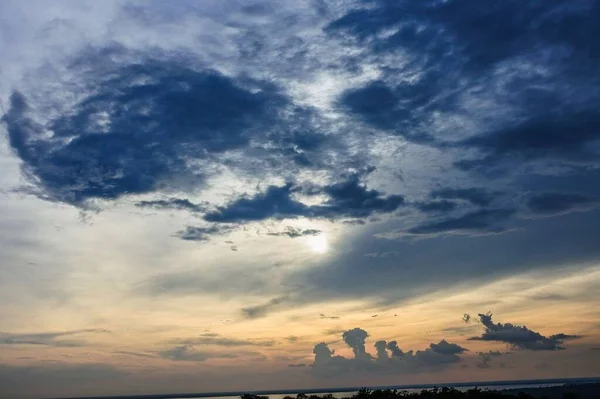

[1,1,600,398]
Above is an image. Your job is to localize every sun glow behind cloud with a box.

[306,233,329,254]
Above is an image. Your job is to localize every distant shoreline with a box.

[48,376,600,399]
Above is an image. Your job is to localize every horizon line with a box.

[48,376,600,399]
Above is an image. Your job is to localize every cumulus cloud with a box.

[312,328,467,376]
[469,313,581,350]
[429,339,468,355]
[374,340,389,361]
[342,328,370,359]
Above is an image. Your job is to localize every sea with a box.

[104,377,599,399]
[53,377,600,399]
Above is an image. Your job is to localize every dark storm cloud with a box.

[135,198,206,213]
[430,188,496,207]
[3,60,290,206]
[526,192,599,216]
[268,227,322,238]
[313,328,466,376]
[0,329,109,347]
[205,174,404,223]
[469,313,581,351]
[406,208,516,237]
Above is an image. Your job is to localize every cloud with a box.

[312,328,467,376]
[364,251,399,258]
[374,340,389,361]
[174,225,232,242]
[416,200,457,214]
[175,334,275,347]
[526,192,599,216]
[3,59,290,206]
[287,363,307,368]
[469,313,581,350]
[268,227,322,238]
[316,174,404,219]
[336,80,436,144]
[457,110,600,170]
[135,198,206,213]
[327,0,600,173]
[112,351,156,359]
[205,174,404,223]
[386,341,404,357]
[241,296,290,319]
[158,344,237,362]
[0,329,109,347]
[429,339,468,355]
[405,209,516,237]
[430,188,496,207]
[313,328,467,377]
[476,350,504,369]
[204,183,309,223]
[342,328,370,359]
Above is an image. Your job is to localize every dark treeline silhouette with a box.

[240,384,600,399]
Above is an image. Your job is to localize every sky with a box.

[1,0,600,398]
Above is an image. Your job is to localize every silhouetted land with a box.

[241,384,600,399]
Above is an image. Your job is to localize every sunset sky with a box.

[1,1,600,398]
